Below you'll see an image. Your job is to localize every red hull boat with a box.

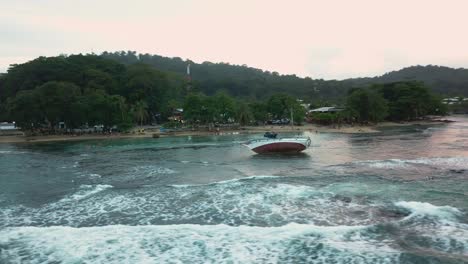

[243,137,311,154]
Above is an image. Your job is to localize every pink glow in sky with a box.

[1,0,468,79]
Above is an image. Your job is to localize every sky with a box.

[1,0,468,80]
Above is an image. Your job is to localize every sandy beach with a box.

[0,119,452,144]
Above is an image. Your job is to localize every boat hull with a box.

[252,142,306,153]
[244,137,311,154]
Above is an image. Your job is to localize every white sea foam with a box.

[132,165,177,176]
[0,181,382,228]
[169,175,281,187]
[0,223,399,264]
[88,173,102,178]
[212,175,282,185]
[403,222,468,256]
[355,156,468,170]
[395,201,468,256]
[0,150,28,155]
[395,201,462,220]
[59,184,113,203]
[369,159,410,169]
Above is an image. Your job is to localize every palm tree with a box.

[132,100,148,126]
[236,102,252,126]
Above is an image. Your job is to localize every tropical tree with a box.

[236,101,253,126]
[132,100,149,126]
[249,101,269,124]
[213,91,236,123]
[20,81,82,129]
[5,90,42,130]
[346,88,388,123]
[266,93,305,124]
[183,93,204,123]
[123,63,169,114]
[374,81,444,120]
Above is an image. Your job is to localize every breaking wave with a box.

[0,223,399,264]
[59,184,113,203]
[352,156,468,170]
[170,175,282,187]
[132,165,177,176]
[394,201,468,258]
[0,180,397,228]
[0,150,29,155]
[1,185,467,262]
[395,201,462,220]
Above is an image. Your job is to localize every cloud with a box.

[0,0,467,79]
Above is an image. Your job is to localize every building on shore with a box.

[0,122,23,136]
[308,107,344,114]
[0,122,16,130]
[168,108,184,123]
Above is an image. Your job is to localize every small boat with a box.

[243,134,311,154]
[263,132,277,138]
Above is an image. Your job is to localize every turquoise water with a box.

[1,117,468,263]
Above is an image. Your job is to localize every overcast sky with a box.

[1,0,468,79]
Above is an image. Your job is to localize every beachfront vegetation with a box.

[0,53,449,132]
[346,88,388,123]
[344,82,447,123]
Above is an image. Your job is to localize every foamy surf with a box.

[394,201,468,257]
[0,223,399,264]
[59,184,113,203]
[169,175,282,187]
[132,165,177,176]
[395,201,462,220]
[352,156,468,170]
[1,181,401,228]
[0,150,29,155]
[210,175,282,184]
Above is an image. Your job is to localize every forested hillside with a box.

[101,51,468,97]
[0,52,461,131]
[0,54,308,130]
[344,65,468,96]
[100,51,348,101]
[0,55,187,129]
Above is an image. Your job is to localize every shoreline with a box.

[0,119,454,144]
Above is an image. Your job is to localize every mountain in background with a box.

[100,51,350,102]
[0,52,463,125]
[344,65,468,96]
[100,51,468,99]
[1,51,467,103]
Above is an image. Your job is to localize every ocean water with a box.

[1,117,468,263]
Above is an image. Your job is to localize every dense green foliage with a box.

[345,81,447,123]
[345,65,468,97]
[309,113,342,125]
[346,88,388,123]
[0,52,451,131]
[5,81,133,130]
[375,82,446,120]
[101,51,349,101]
[266,94,305,124]
[0,55,186,131]
[0,54,309,130]
[102,51,468,98]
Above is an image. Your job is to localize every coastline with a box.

[0,119,453,144]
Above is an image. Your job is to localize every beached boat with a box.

[243,134,311,154]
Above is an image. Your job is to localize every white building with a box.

[0,122,16,130]
[308,107,344,113]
